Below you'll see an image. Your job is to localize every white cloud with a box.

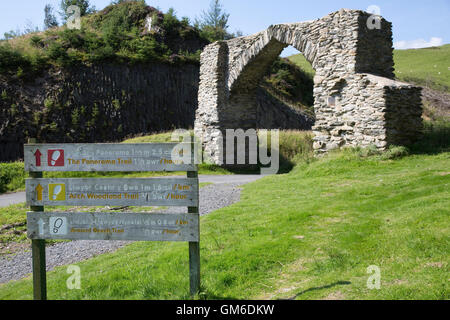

[394,37,443,50]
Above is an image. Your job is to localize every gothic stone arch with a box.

[194,9,423,164]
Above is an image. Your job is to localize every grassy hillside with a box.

[0,1,208,80]
[287,54,315,79]
[261,58,315,115]
[288,44,450,92]
[0,136,448,299]
[394,44,450,92]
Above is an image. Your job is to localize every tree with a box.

[44,4,59,29]
[59,0,95,22]
[196,0,233,42]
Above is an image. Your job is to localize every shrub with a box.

[47,42,69,65]
[29,35,43,48]
[0,162,26,194]
[379,146,410,160]
[0,44,31,75]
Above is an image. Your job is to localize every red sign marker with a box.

[34,149,42,167]
[47,149,65,167]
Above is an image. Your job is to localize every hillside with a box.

[0,1,208,80]
[394,44,450,92]
[0,2,211,162]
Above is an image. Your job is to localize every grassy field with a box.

[394,44,450,92]
[0,125,448,300]
[288,44,450,92]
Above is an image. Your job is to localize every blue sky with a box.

[1,0,449,56]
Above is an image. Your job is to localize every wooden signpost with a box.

[25,140,200,300]
[25,178,199,207]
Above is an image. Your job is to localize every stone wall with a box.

[195,9,423,163]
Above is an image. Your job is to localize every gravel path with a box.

[0,177,261,284]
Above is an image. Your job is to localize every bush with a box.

[0,162,26,194]
[29,35,43,48]
[47,42,69,65]
[0,44,31,75]
[0,2,205,80]
[379,146,410,160]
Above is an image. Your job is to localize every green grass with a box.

[0,203,29,246]
[288,44,450,93]
[0,162,27,193]
[287,54,315,79]
[394,44,450,92]
[1,140,448,300]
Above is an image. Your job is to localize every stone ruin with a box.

[194,9,423,164]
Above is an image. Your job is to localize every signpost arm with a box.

[29,138,47,301]
[188,141,200,297]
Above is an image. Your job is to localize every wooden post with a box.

[28,138,47,300]
[188,139,200,297]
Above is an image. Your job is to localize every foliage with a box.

[195,0,235,42]
[0,1,208,79]
[0,162,26,194]
[0,43,48,79]
[44,4,59,29]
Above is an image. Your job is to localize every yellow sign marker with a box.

[49,184,66,201]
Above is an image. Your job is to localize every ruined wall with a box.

[195,9,423,163]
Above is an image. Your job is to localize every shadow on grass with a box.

[280,281,352,300]
[409,121,450,155]
[199,290,239,300]
[215,153,297,175]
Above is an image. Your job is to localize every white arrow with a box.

[38,219,45,236]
